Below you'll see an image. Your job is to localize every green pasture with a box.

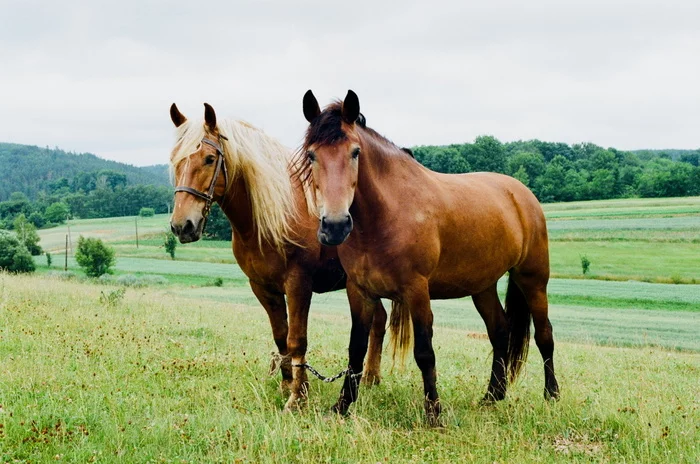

[0,274,698,463]
[38,214,171,251]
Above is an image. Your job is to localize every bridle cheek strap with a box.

[173,136,228,225]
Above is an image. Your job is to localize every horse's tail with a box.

[505,274,531,383]
[389,300,412,367]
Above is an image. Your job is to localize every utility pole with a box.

[135,217,139,248]
[64,235,68,271]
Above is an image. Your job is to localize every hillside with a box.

[0,142,170,201]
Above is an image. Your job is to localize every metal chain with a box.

[293,363,363,383]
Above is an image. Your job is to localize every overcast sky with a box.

[1,0,698,166]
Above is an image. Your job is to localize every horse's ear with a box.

[303,90,321,123]
[341,90,360,125]
[170,103,187,127]
[203,103,217,131]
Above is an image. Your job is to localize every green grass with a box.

[0,273,697,463]
[549,241,699,283]
[38,214,172,251]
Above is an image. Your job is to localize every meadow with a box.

[0,196,697,462]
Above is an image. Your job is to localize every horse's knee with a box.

[287,336,308,357]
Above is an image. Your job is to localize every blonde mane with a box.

[170,118,314,250]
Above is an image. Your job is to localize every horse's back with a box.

[424,171,549,297]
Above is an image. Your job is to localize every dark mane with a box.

[304,101,349,147]
[294,101,413,185]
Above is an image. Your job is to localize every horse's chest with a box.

[233,245,282,286]
[343,251,404,298]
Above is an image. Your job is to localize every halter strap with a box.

[173,136,228,223]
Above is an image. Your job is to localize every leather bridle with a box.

[173,135,229,223]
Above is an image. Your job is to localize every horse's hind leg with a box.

[363,299,387,385]
[512,272,560,400]
[472,283,509,402]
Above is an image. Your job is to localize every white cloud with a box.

[0,0,698,166]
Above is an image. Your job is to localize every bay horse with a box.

[299,90,559,425]
[168,103,387,410]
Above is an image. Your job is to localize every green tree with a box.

[507,151,546,183]
[28,211,46,228]
[203,204,232,241]
[45,202,70,223]
[164,231,177,259]
[512,166,530,187]
[75,236,115,277]
[13,214,42,255]
[0,230,35,273]
[461,136,507,173]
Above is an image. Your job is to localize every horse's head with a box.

[169,103,228,243]
[301,90,363,246]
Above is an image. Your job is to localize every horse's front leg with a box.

[249,281,292,391]
[332,280,376,415]
[405,280,441,426]
[282,272,313,411]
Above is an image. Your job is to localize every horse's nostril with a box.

[170,223,178,235]
[344,215,352,227]
[182,219,195,236]
[321,216,328,228]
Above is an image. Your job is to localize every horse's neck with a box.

[218,174,258,244]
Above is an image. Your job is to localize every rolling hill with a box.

[0,142,169,201]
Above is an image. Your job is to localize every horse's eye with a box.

[351,148,360,160]
[205,156,216,165]
[307,151,316,163]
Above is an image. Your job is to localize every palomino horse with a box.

[299,90,559,424]
[168,103,387,410]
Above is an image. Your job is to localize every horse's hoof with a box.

[361,373,381,386]
[283,394,306,412]
[480,388,506,405]
[425,414,444,428]
[544,386,560,401]
[330,400,350,416]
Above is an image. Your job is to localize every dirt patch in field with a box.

[552,432,605,457]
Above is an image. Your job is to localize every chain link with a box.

[293,363,363,383]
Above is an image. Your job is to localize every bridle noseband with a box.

[173,135,229,223]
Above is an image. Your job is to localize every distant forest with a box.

[0,143,171,229]
[1,139,698,233]
[413,138,700,202]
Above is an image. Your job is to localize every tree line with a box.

[0,170,172,230]
[1,138,698,239]
[412,137,700,202]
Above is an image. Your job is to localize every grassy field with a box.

[0,274,698,463]
[39,214,172,252]
[6,196,697,461]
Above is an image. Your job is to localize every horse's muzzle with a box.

[318,214,353,246]
[171,218,204,244]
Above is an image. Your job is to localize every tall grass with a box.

[0,274,697,462]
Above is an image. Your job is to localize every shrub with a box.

[75,236,115,277]
[163,231,177,259]
[99,288,126,306]
[46,252,52,267]
[46,270,79,280]
[98,274,168,287]
[139,207,155,217]
[13,214,42,255]
[0,230,35,273]
[44,202,70,224]
[580,254,591,275]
